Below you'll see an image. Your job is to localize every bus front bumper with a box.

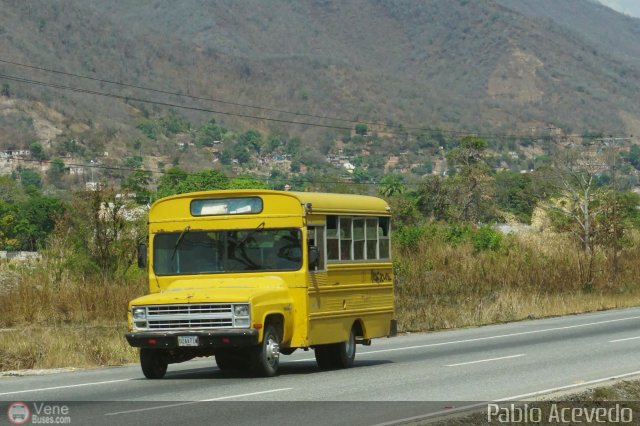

[125,329,259,349]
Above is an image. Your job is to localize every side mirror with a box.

[308,246,319,270]
[137,243,148,269]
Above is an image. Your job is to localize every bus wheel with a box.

[315,326,357,370]
[250,324,281,377]
[215,350,248,371]
[314,345,332,369]
[140,348,168,379]
[333,325,356,368]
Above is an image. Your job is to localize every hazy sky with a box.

[598,0,640,18]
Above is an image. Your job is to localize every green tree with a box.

[238,129,263,154]
[219,149,232,165]
[159,113,190,136]
[447,136,495,222]
[56,188,145,280]
[122,169,153,205]
[355,123,368,136]
[18,168,42,194]
[13,196,66,250]
[265,135,283,153]
[156,167,188,198]
[123,156,143,169]
[229,175,268,190]
[156,169,230,197]
[137,120,161,140]
[285,137,302,155]
[494,171,536,223]
[378,174,405,198]
[233,143,251,164]
[415,175,453,221]
[197,119,226,147]
[352,167,371,184]
[47,158,66,183]
[29,142,47,161]
[0,176,26,203]
[625,144,640,170]
[0,201,17,250]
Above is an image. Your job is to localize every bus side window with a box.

[326,216,339,261]
[307,226,326,271]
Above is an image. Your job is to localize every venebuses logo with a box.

[7,401,31,425]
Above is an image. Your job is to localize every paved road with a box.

[2,307,640,425]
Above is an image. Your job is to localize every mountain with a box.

[598,0,640,18]
[1,0,639,176]
[497,0,640,67]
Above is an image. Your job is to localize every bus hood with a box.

[131,276,288,305]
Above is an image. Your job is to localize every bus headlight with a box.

[234,304,250,317]
[132,307,147,320]
[233,304,250,327]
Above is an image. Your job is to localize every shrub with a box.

[395,224,426,249]
[471,225,503,251]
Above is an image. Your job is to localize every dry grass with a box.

[0,258,146,328]
[1,227,640,371]
[0,257,145,371]
[0,326,137,371]
[395,228,640,332]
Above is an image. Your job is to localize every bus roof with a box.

[152,189,390,216]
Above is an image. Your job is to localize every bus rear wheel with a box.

[140,348,168,379]
[315,326,356,370]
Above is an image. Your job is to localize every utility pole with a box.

[598,137,631,287]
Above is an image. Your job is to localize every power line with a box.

[0,73,354,132]
[0,57,514,136]
[0,57,366,126]
[1,58,627,140]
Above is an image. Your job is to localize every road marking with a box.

[105,388,293,416]
[0,378,133,396]
[372,370,640,426]
[609,336,640,343]
[445,353,525,367]
[291,315,640,362]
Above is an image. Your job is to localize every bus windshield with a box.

[153,228,302,275]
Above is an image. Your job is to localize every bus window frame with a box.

[325,215,391,264]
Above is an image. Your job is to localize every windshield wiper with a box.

[238,221,265,246]
[171,225,191,260]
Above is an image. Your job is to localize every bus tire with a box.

[315,326,357,370]
[314,345,333,370]
[333,325,357,369]
[140,348,168,379]
[249,324,281,377]
[215,350,248,371]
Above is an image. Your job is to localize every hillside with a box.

[498,0,640,67]
[1,0,640,183]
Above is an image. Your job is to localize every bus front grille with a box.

[145,304,234,330]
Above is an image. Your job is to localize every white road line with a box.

[105,388,293,416]
[372,370,640,426]
[445,353,525,367]
[0,378,133,396]
[609,336,640,343]
[291,315,640,362]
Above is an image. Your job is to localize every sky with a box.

[598,0,640,18]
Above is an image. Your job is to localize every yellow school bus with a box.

[126,189,396,378]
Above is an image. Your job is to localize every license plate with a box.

[178,335,199,347]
